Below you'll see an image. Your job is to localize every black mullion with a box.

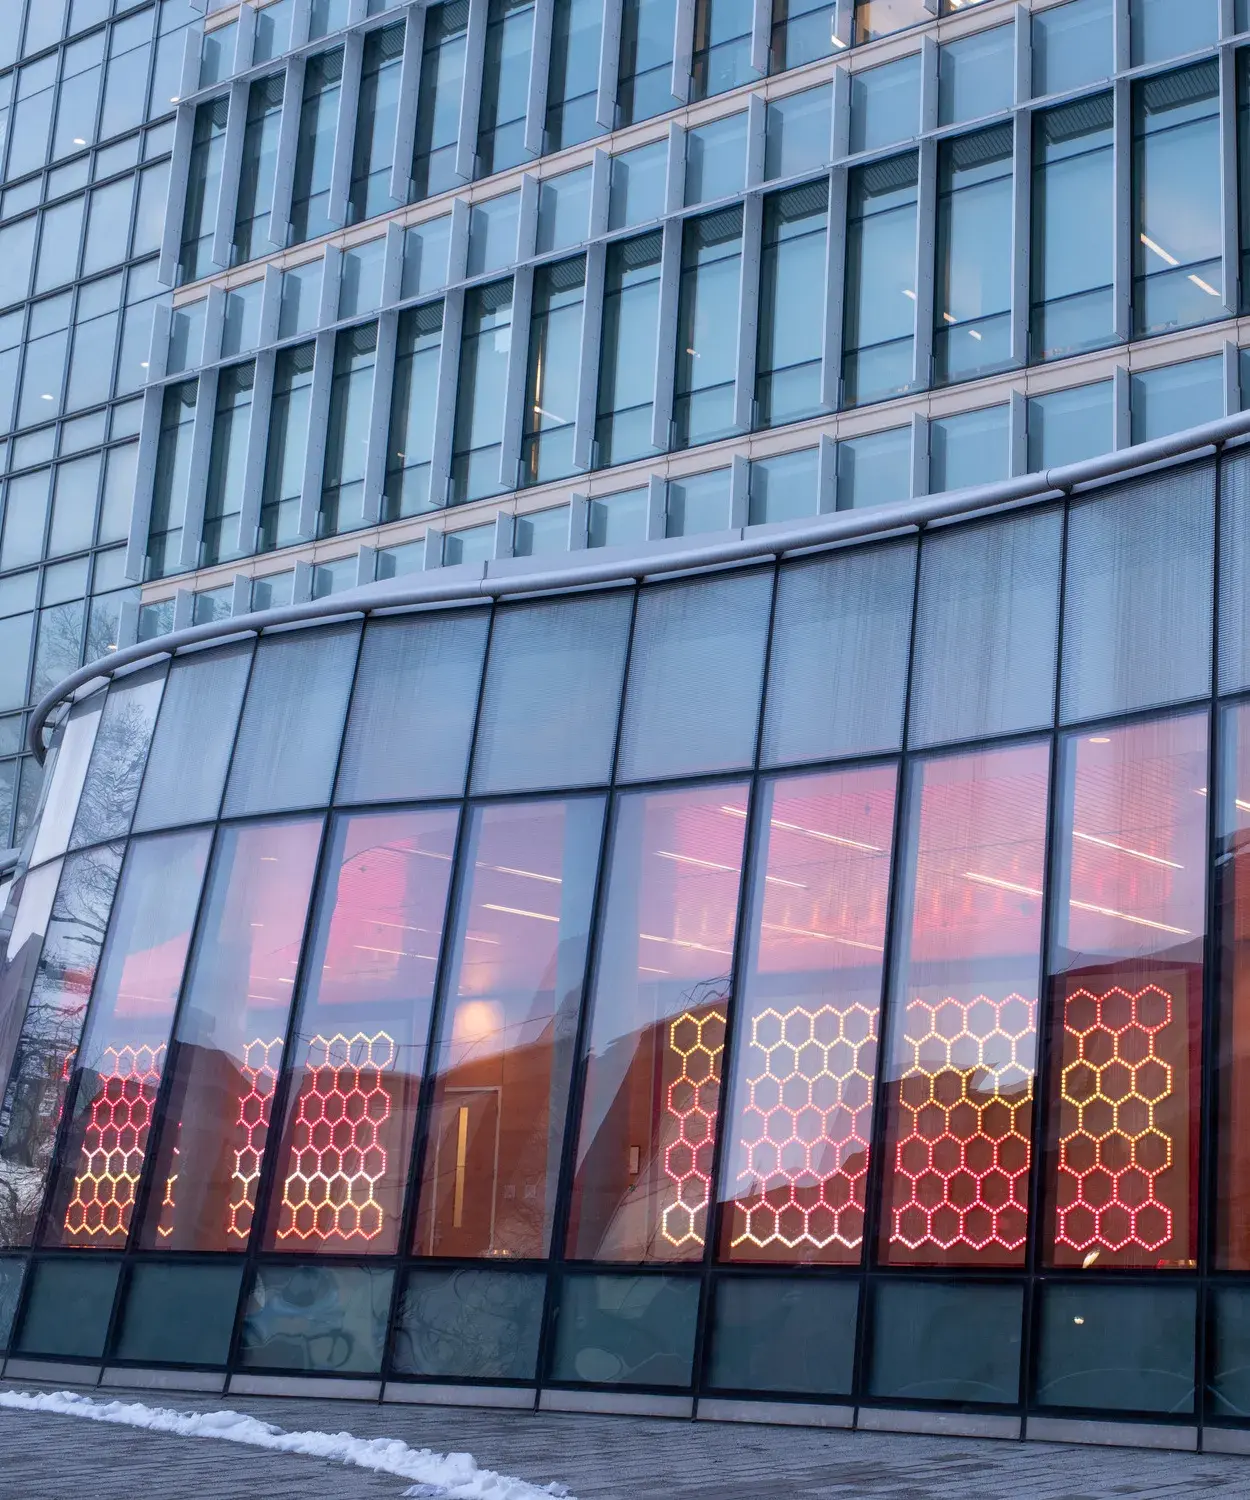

[379,598,498,1391]
[534,584,641,1397]
[1019,493,1072,1437]
[853,524,924,1417]
[217,620,369,1382]
[692,557,781,1412]
[1195,448,1225,1440]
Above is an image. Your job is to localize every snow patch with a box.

[0,1387,570,1500]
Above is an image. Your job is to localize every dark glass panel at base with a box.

[706,1277,858,1396]
[391,1268,545,1381]
[16,1257,121,1360]
[550,1273,699,1387]
[868,1281,1023,1406]
[1207,1287,1250,1419]
[0,1256,24,1349]
[1035,1282,1196,1414]
[113,1261,244,1367]
[238,1262,393,1375]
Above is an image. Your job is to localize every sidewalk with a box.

[4,1381,1250,1499]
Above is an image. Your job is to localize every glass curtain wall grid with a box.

[11,446,1250,1431]
[0,1,199,852]
[133,1,1250,584]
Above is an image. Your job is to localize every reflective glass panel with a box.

[567,784,747,1262]
[415,798,604,1259]
[869,1281,1023,1405]
[1044,713,1208,1270]
[880,742,1050,1268]
[267,808,458,1254]
[69,666,165,849]
[42,830,213,1248]
[139,819,322,1251]
[706,1276,858,1395]
[718,766,897,1266]
[550,1272,699,1385]
[1217,701,1250,1267]
[392,1267,546,1379]
[239,1261,392,1374]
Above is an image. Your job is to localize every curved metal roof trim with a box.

[27,408,1250,763]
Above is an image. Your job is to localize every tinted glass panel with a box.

[15,1257,120,1359]
[550,1273,699,1386]
[415,798,603,1259]
[718,767,896,1266]
[267,808,458,1254]
[238,1262,393,1374]
[617,572,772,783]
[392,1267,545,1380]
[472,594,631,794]
[868,1281,1023,1404]
[114,1261,244,1366]
[1218,701,1250,1267]
[706,1277,858,1395]
[1044,713,1208,1270]
[567,784,747,1262]
[1036,1282,1196,1412]
[336,612,489,805]
[69,666,165,848]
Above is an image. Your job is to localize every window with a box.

[467,191,520,275]
[202,361,254,566]
[938,26,1013,127]
[1044,714,1208,1271]
[146,380,197,579]
[748,447,818,525]
[566,784,748,1261]
[1217,701,1250,1269]
[545,0,603,151]
[843,154,917,407]
[234,74,284,264]
[180,97,228,283]
[855,0,930,45]
[1134,63,1222,338]
[756,182,827,428]
[320,323,378,537]
[1131,0,1217,66]
[139,819,323,1252]
[1027,381,1114,470]
[692,0,755,102]
[718,766,897,1264]
[929,405,1008,493]
[880,742,1050,1267]
[1032,95,1115,362]
[675,207,743,448]
[536,167,592,252]
[764,85,832,181]
[607,141,667,229]
[384,303,443,520]
[935,126,1014,384]
[412,1,469,201]
[1130,356,1223,444]
[684,114,747,205]
[596,231,663,467]
[451,280,513,504]
[618,0,677,126]
[349,22,404,224]
[41,830,212,1248]
[289,49,343,245]
[522,256,585,486]
[850,56,920,155]
[1032,0,1113,97]
[415,799,604,1258]
[260,343,315,552]
[478,0,535,177]
[772,0,836,73]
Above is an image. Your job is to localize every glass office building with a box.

[9,0,1250,1456]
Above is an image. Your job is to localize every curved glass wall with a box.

[5,448,1250,1435]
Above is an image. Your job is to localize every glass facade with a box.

[7,0,1250,1452]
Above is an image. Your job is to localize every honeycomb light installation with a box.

[9,0,1250,1460]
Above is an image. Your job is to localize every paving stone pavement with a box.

[5,1382,1250,1500]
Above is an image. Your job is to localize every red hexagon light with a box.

[63,1044,166,1242]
